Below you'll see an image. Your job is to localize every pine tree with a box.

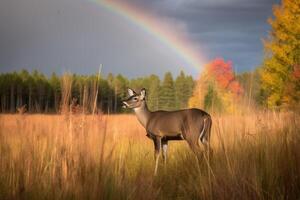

[147,74,160,111]
[159,72,175,110]
[204,83,223,112]
[175,71,195,109]
[50,73,61,112]
[9,72,18,112]
[185,75,195,105]
[175,71,186,109]
[107,73,114,112]
[0,74,9,112]
[260,0,300,107]
[113,74,128,112]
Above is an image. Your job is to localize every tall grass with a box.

[60,74,73,114]
[0,111,299,199]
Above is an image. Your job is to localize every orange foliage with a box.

[206,58,244,96]
[292,64,300,79]
[229,81,243,95]
[189,58,244,113]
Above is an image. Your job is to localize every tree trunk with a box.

[54,92,59,113]
[16,86,22,108]
[29,87,32,113]
[10,85,15,113]
[1,95,7,112]
[114,86,117,113]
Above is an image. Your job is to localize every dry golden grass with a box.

[0,111,299,199]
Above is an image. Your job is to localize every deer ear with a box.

[140,88,146,100]
[127,88,136,96]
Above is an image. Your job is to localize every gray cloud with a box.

[0,0,279,77]
[121,0,279,71]
[193,4,273,70]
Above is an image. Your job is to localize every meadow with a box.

[0,111,299,200]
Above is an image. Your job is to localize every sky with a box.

[0,0,279,78]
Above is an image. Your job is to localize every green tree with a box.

[159,72,175,110]
[0,74,9,112]
[185,75,195,104]
[98,77,112,112]
[175,71,186,109]
[236,70,261,107]
[8,72,18,112]
[259,0,300,107]
[106,73,114,112]
[50,73,61,112]
[113,74,128,112]
[175,71,195,109]
[204,83,223,112]
[32,70,48,112]
[130,77,150,90]
[147,74,160,111]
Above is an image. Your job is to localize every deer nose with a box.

[122,101,129,108]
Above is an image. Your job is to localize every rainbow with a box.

[89,0,205,72]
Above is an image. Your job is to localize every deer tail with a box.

[199,115,212,144]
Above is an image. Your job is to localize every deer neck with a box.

[134,101,151,128]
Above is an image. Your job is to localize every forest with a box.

[0,70,195,113]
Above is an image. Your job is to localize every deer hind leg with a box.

[153,136,161,176]
[200,117,213,158]
[161,138,168,166]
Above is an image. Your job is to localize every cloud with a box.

[0,0,279,76]
[130,0,278,71]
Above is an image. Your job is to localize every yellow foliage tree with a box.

[259,0,300,107]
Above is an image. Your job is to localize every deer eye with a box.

[133,97,138,101]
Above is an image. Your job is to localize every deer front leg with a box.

[161,139,168,166]
[153,136,161,176]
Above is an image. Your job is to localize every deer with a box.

[122,88,212,175]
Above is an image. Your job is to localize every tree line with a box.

[0,70,194,113]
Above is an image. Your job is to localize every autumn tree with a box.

[189,58,243,113]
[259,0,300,107]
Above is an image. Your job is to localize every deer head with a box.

[122,88,146,109]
